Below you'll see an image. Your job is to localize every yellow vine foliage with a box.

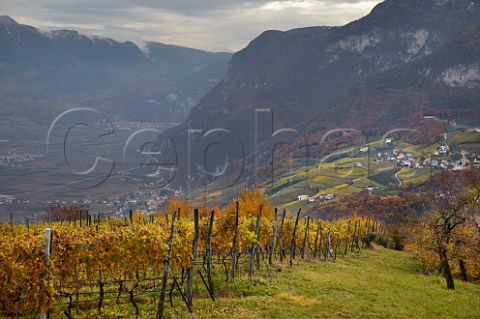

[0,188,391,314]
[0,224,56,313]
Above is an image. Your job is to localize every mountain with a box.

[0,16,232,124]
[317,20,480,135]
[160,0,480,191]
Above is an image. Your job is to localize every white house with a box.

[319,194,335,201]
[298,195,309,201]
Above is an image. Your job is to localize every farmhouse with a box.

[297,195,309,201]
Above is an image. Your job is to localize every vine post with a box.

[249,205,263,279]
[156,211,177,319]
[269,208,278,266]
[187,209,199,307]
[231,202,240,281]
[290,208,301,267]
[206,210,215,295]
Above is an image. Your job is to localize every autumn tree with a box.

[163,196,192,219]
[415,169,480,289]
[222,188,274,219]
[47,204,85,221]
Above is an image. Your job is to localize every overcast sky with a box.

[2,0,382,52]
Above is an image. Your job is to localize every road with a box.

[394,171,402,186]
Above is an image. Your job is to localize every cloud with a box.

[2,0,382,51]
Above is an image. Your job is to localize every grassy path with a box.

[199,248,480,319]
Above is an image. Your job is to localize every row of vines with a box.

[0,190,386,318]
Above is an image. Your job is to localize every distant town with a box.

[0,187,186,222]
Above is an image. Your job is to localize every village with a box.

[0,186,187,221]
[295,134,479,203]
[372,143,479,171]
[0,151,44,167]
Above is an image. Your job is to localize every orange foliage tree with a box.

[221,188,274,219]
[405,169,480,289]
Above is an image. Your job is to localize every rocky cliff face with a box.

[310,21,480,135]
[434,63,480,88]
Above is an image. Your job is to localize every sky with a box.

[1,0,382,52]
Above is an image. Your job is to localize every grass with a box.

[209,248,480,319]
[458,143,480,152]
[45,248,480,319]
[448,132,480,146]
[369,171,398,186]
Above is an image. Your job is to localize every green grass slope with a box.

[63,248,480,318]
[209,248,480,319]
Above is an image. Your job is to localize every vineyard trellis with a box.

[0,205,386,318]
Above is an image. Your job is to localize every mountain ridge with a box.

[159,0,480,191]
[0,16,232,123]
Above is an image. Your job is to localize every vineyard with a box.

[0,193,385,318]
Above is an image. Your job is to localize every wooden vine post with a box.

[313,221,320,258]
[301,216,310,260]
[269,208,278,266]
[279,210,286,262]
[40,228,52,319]
[356,219,362,251]
[351,219,357,253]
[344,220,351,256]
[249,205,263,279]
[187,209,199,307]
[156,211,177,319]
[326,228,332,262]
[206,210,215,295]
[231,202,240,281]
[290,208,301,267]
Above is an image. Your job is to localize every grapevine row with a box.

[0,203,385,317]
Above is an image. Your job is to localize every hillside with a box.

[0,16,232,124]
[161,0,480,192]
[0,16,232,207]
[207,248,480,319]
[314,21,480,133]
